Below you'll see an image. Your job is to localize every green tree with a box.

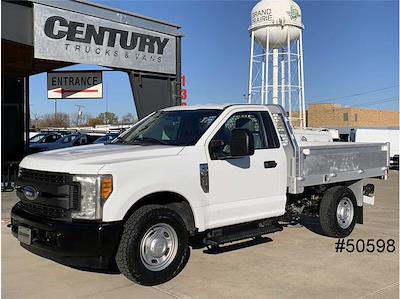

[97,112,118,125]
[87,117,102,127]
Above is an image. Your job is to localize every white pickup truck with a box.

[11,104,389,285]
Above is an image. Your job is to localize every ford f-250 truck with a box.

[11,104,389,285]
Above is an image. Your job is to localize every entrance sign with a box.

[34,4,177,74]
[47,71,103,99]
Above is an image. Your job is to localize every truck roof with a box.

[162,104,267,111]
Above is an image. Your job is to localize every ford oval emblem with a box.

[22,185,39,201]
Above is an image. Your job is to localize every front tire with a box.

[319,186,358,238]
[116,205,190,285]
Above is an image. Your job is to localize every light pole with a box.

[75,104,85,127]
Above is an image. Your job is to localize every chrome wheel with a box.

[140,223,178,271]
[336,197,354,229]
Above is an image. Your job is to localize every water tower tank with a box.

[249,0,303,48]
[247,0,307,128]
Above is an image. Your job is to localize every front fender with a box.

[102,181,207,231]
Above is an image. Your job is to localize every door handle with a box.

[264,161,277,168]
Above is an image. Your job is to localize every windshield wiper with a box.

[131,137,168,145]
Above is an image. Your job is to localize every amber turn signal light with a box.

[101,176,113,200]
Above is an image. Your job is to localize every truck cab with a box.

[11,104,389,286]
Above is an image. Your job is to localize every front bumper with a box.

[11,202,123,270]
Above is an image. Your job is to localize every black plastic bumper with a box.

[11,202,123,270]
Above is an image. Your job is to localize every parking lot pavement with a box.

[2,171,399,299]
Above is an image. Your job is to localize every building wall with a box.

[290,111,307,128]
[302,104,399,128]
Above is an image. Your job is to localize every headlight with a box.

[71,175,113,220]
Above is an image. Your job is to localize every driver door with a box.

[204,110,286,229]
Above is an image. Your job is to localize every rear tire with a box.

[116,205,190,285]
[319,186,358,238]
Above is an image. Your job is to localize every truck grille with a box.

[20,169,71,185]
[18,169,79,218]
[69,184,81,210]
[21,201,66,219]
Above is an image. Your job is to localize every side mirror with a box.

[209,140,225,160]
[230,129,254,157]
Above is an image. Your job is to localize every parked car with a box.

[94,132,120,144]
[29,133,63,153]
[29,133,95,153]
[29,132,62,144]
[13,104,389,285]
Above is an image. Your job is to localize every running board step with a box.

[204,224,283,246]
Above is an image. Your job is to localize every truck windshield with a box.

[115,109,221,146]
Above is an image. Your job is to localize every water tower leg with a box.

[299,31,306,128]
[248,31,255,104]
[281,59,285,109]
[287,31,292,120]
[297,39,302,127]
[265,30,270,105]
[261,60,265,104]
[272,48,279,104]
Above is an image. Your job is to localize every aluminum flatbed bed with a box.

[267,105,390,194]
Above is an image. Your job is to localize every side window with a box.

[43,135,54,143]
[62,136,71,143]
[210,112,266,158]
[261,112,280,148]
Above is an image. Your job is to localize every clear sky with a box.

[29,0,399,120]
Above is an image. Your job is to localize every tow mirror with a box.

[209,140,225,160]
[230,129,254,157]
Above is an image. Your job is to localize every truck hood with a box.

[20,144,184,174]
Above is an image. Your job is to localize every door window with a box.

[62,135,78,143]
[43,134,59,143]
[73,136,87,146]
[210,112,266,158]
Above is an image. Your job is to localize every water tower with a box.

[247,0,306,127]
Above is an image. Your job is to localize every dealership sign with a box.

[47,71,103,99]
[34,4,176,74]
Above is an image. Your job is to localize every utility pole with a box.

[75,104,85,127]
[105,82,108,125]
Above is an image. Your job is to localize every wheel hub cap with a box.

[336,197,354,229]
[149,238,167,258]
[140,223,178,271]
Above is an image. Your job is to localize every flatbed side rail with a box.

[297,142,389,188]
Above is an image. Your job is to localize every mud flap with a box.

[357,206,363,224]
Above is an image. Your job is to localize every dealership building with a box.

[2,0,182,175]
